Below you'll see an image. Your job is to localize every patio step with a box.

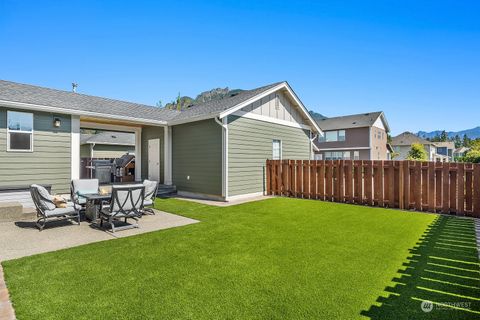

[157,184,177,198]
[0,202,36,222]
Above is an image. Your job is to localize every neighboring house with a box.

[391,132,451,162]
[0,80,321,205]
[454,147,470,159]
[434,141,455,162]
[80,131,135,158]
[313,111,391,160]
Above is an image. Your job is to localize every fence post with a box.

[457,163,465,215]
[266,160,271,195]
[442,163,450,214]
[473,164,480,217]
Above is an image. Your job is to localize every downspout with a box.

[215,117,228,200]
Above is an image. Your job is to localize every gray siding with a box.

[0,107,71,194]
[172,119,222,196]
[227,115,311,197]
[141,126,164,183]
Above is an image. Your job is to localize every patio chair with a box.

[71,179,99,210]
[30,184,80,231]
[100,185,145,233]
[142,179,158,215]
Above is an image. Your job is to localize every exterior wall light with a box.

[53,117,61,128]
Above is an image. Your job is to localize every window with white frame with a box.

[354,151,360,160]
[7,111,33,152]
[272,139,281,160]
[320,130,346,142]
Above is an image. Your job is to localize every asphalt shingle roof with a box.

[0,80,285,125]
[391,132,433,146]
[315,111,384,131]
[169,82,284,122]
[0,80,179,123]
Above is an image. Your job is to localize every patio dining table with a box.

[81,193,111,222]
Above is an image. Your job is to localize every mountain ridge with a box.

[417,126,480,140]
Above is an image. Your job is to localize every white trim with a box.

[6,110,34,152]
[80,121,143,133]
[224,117,229,199]
[163,126,172,185]
[167,114,217,126]
[372,117,386,131]
[0,100,168,126]
[82,142,134,147]
[71,115,80,179]
[226,191,264,202]
[218,82,322,134]
[214,117,228,199]
[316,146,371,151]
[232,110,312,130]
[134,128,142,181]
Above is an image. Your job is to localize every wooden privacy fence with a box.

[266,160,480,217]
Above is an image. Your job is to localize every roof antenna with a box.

[72,82,78,93]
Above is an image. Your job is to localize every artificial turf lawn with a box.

[2,198,479,319]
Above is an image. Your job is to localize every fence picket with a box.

[264,159,478,217]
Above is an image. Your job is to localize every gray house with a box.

[391,132,437,161]
[0,80,321,203]
[313,112,391,160]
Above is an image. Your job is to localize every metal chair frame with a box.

[30,186,80,231]
[100,185,145,233]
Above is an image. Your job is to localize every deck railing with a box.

[266,160,480,217]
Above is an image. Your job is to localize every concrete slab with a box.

[0,210,199,261]
[173,195,273,207]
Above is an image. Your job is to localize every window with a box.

[325,151,350,160]
[354,151,360,160]
[325,131,338,142]
[321,130,346,142]
[314,153,323,160]
[7,111,33,152]
[272,139,281,160]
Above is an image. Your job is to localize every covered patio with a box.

[75,115,172,186]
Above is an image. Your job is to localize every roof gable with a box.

[391,132,433,146]
[315,111,389,132]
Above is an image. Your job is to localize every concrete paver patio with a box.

[0,210,199,261]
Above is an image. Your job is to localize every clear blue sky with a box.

[1,0,479,135]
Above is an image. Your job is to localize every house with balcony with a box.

[313,111,391,160]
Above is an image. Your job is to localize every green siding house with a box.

[0,80,321,204]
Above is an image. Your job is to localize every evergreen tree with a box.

[463,134,472,147]
[440,130,448,142]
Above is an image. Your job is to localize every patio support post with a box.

[134,128,142,181]
[71,115,80,179]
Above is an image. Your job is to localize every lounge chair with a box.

[100,185,144,233]
[142,180,158,214]
[30,184,80,231]
[71,179,99,210]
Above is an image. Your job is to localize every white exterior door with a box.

[148,139,160,182]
